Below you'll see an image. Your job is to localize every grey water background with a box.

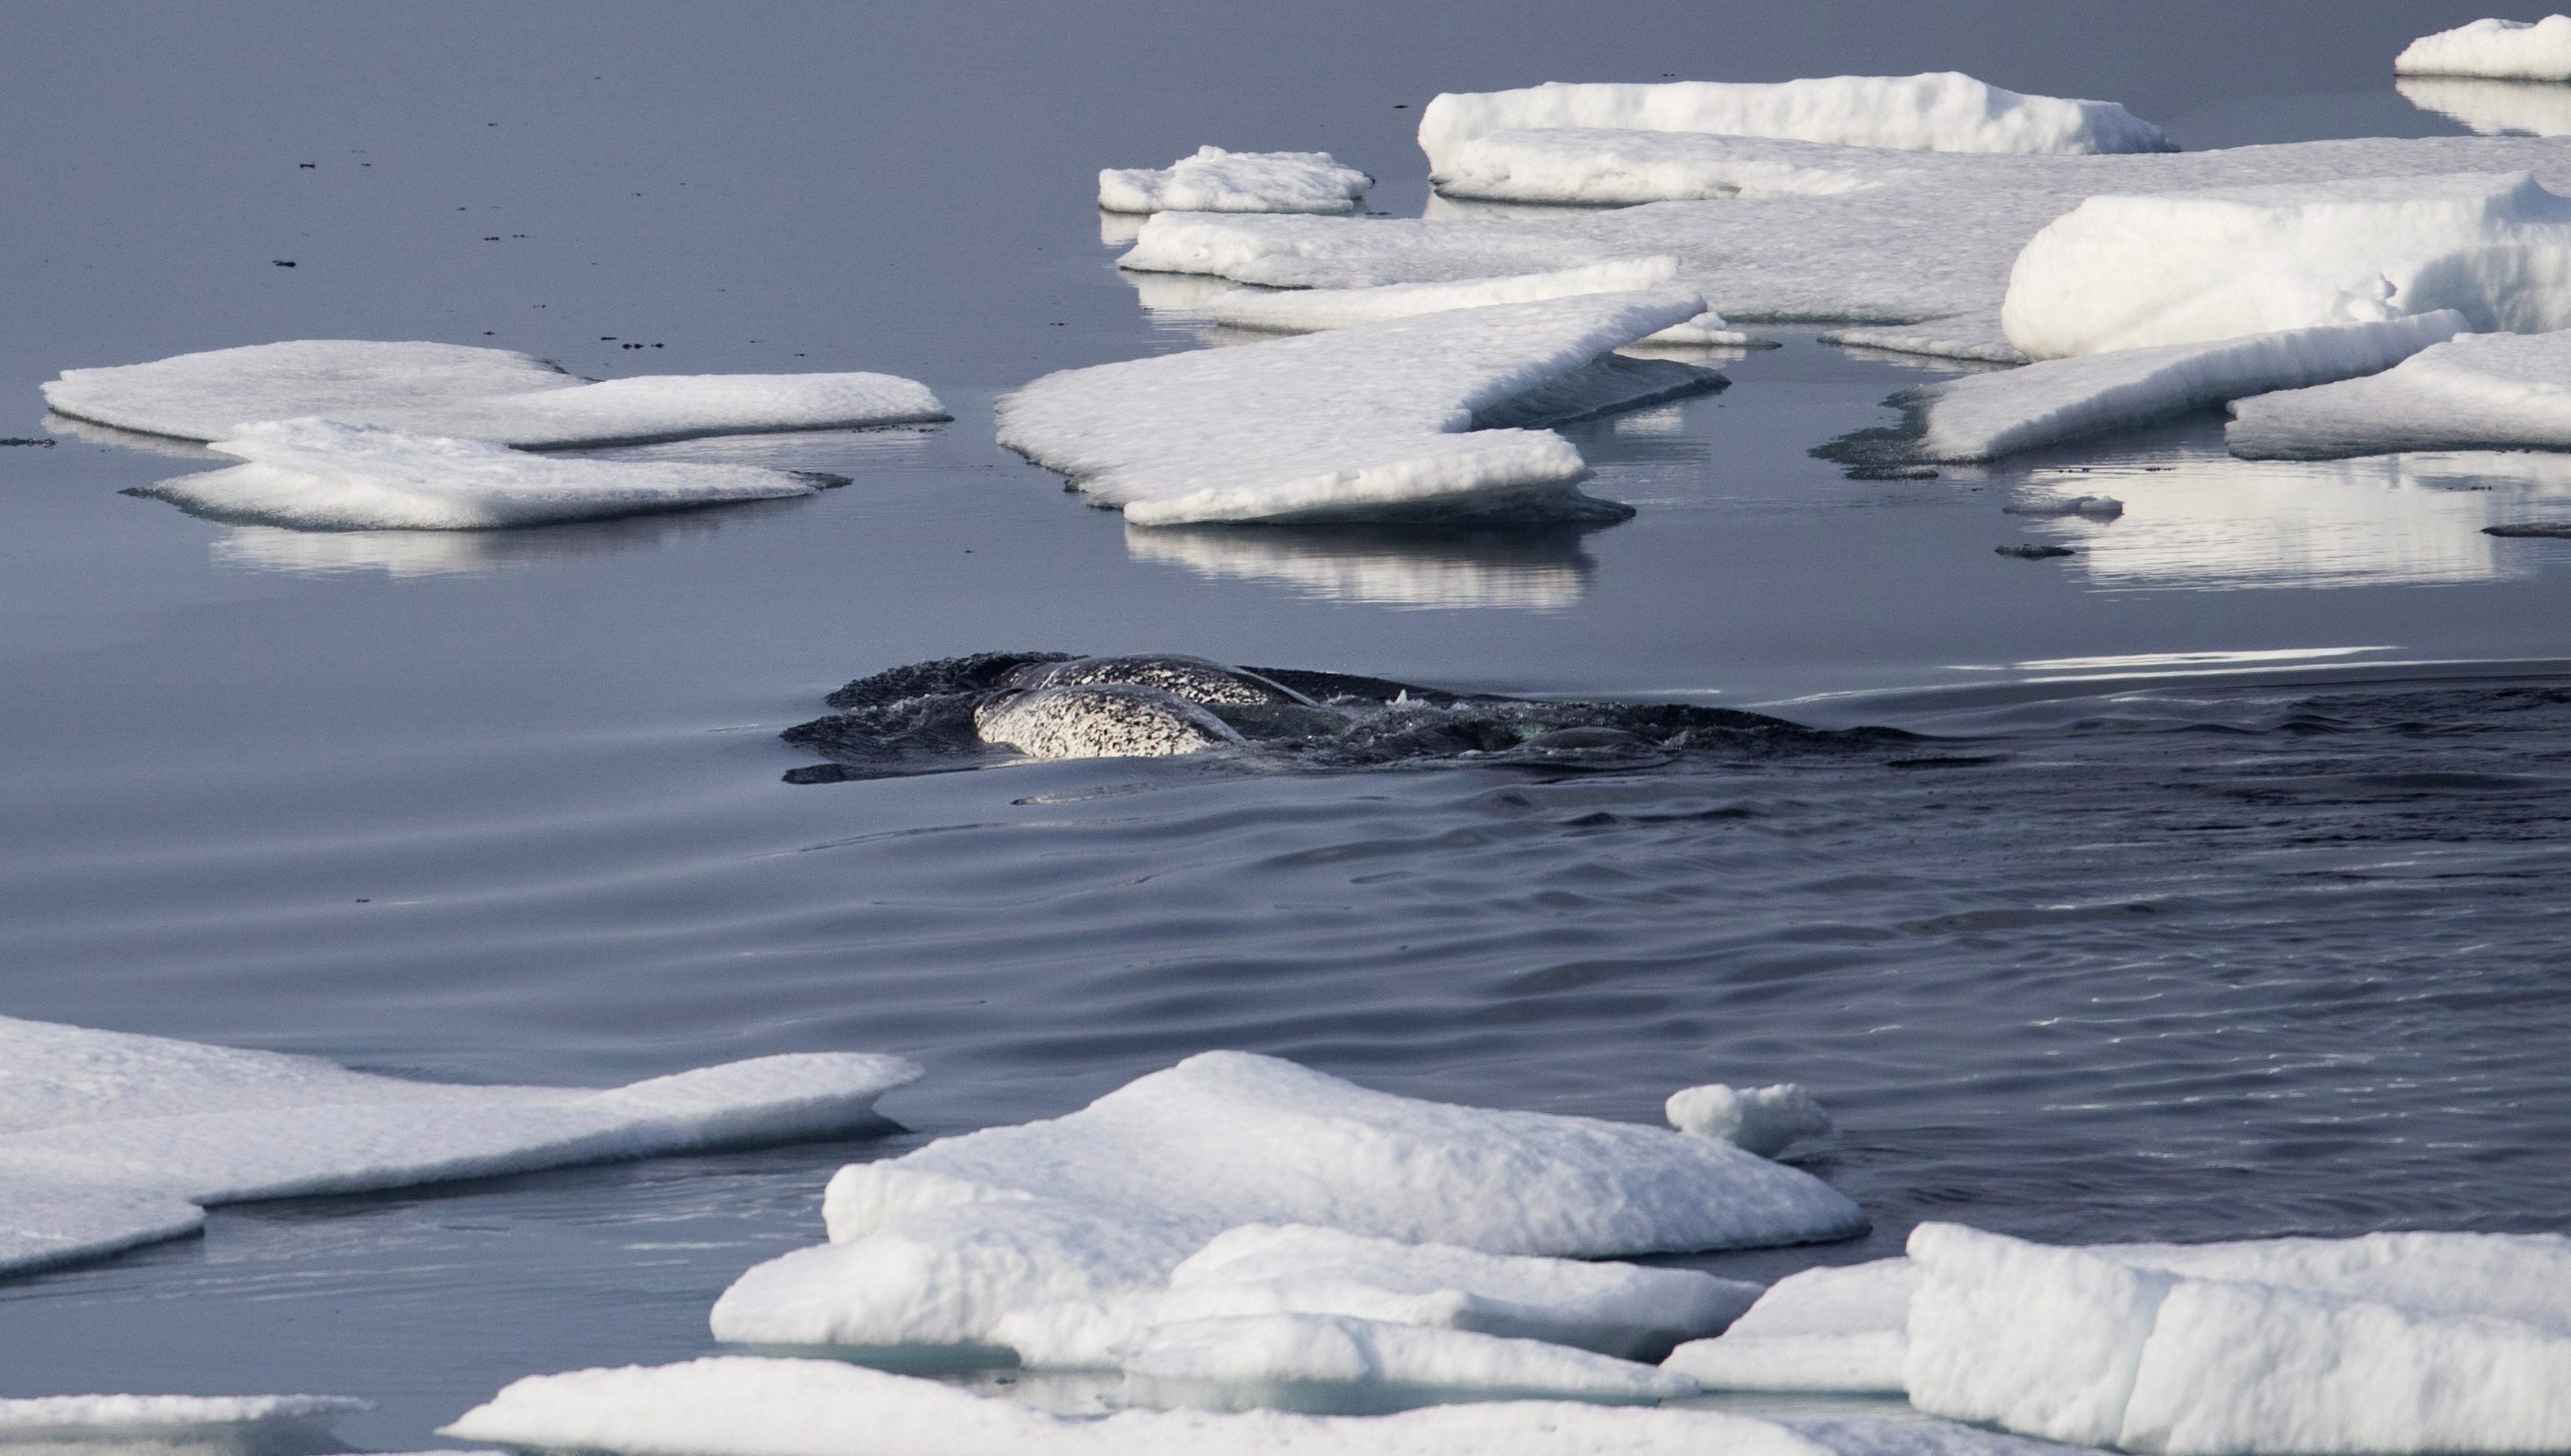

[5,2,2571,1448]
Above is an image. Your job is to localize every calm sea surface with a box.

[4,4,2569,1449]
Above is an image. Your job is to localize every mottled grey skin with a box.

[973,684,1247,760]
[1000,653,1314,708]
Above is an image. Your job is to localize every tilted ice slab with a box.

[0,1013,918,1277]
[2229,327,2571,457]
[1896,315,2468,461]
[2002,171,2571,357]
[1910,1222,2571,1454]
[1118,1312,1698,1403]
[996,1222,1761,1366]
[1415,74,2172,176]
[994,290,1717,524]
[448,1356,2079,1456]
[1099,147,1370,215]
[2397,16,2571,80]
[42,339,946,447]
[711,1052,1865,1348]
[1123,136,2571,361]
[1664,1258,1916,1394]
[2399,74,2571,137]
[139,419,833,530]
[1203,259,1748,345]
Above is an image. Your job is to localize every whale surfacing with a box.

[974,684,1248,761]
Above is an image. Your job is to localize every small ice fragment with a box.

[2230,327,2571,457]
[2396,16,2571,81]
[1664,1084,1833,1158]
[1098,147,1370,215]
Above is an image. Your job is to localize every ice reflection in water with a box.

[1125,520,1600,610]
[2398,75,2571,137]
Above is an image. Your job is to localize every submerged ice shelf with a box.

[0,1014,917,1276]
[1099,146,1372,214]
[2229,327,2571,457]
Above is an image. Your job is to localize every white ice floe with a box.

[1123,136,2571,362]
[1900,315,2468,461]
[1117,1312,1699,1403]
[1099,147,1371,215]
[0,1013,917,1277]
[1415,74,2171,175]
[997,1222,1760,1367]
[1909,1222,2571,1454]
[42,340,945,447]
[995,291,1717,524]
[0,1393,368,1452]
[1664,1083,1834,1158]
[449,1356,2074,1456]
[2396,16,2571,80]
[2001,172,2571,357]
[2229,326,2571,457]
[2399,75,2571,136]
[1203,259,1748,345]
[1434,128,1896,206]
[711,1052,1864,1349]
[139,420,832,530]
[1664,1258,1915,1394]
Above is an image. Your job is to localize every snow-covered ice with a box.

[1121,136,2571,362]
[2000,172,2571,357]
[996,1222,1759,1367]
[1203,260,1749,345]
[2396,16,2571,80]
[1906,1222,2571,1454]
[1099,147,1371,215]
[1892,315,2467,461]
[2229,327,2571,457]
[1415,75,2172,176]
[0,1393,368,1454]
[0,1013,917,1277]
[1664,1259,1914,1394]
[137,420,835,530]
[1433,128,1901,206]
[994,291,1719,523]
[1664,1083,1834,1158]
[710,1052,1865,1349]
[42,340,946,447]
[2399,75,2571,136]
[1117,1312,1698,1404]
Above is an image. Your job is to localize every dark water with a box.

[6,3,2571,1450]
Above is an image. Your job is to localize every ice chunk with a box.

[1664,1258,1915,1393]
[999,1222,1758,1366]
[1896,315,2467,461]
[1117,1312,1699,1403]
[136,420,832,530]
[2396,16,2571,80]
[711,1052,1865,1348]
[2001,173,2571,358]
[1906,1222,2571,1454]
[0,1013,918,1277]
[1664,1083,1834,1158]
[1203,260,1747,345]
[42,339,945,447]
[2229,327,2571,457]
[995,291,1718,524]
[1415,75,2172,176]
[1099,147,1370,215]
[0,1393,368,1454]
[2399,75,2571,136]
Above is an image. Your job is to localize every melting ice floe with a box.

[707,1051,1865,1350]
[2396,16,2571,81]
[0,1393,372,1454]
[995,291,1722,523]
[1200,259,1752,346]
[137,420,840,530]
[445,1356,2079,1456]
[42,340,945,448]
[1415,74,2172,176]
[0,1013,917,1276]
[2229,327,2571,457]
[1098,147,1371,215]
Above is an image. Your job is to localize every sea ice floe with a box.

[1664,1082,1834,1158]
[1885,315,2469,462]
[1202,259,1749,345]
[995,1222,1761,1367]
[137,420,837,530]
[42,339,945,447]
[2228,327,2571,457]
[709,1051,1865,1350]
[1122,136,2571,362]
[0,1013,917,1277]
[1116,1312,1699,1405]
[1415,74,2172,176]
[1098,147,1371,215]
[0,1392,369,1453]
[1999,172,2571,357]
[994,290,1720,523]
[1664,1258,1915,1394]
[2396,16,2571,80]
